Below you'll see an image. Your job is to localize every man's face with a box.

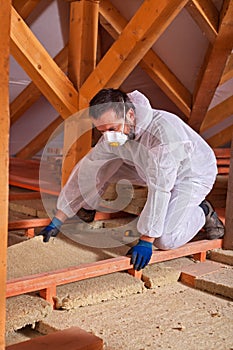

[91,108,135,135]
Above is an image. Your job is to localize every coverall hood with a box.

[127,90,153,140]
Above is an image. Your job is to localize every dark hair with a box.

[89,88,135,120]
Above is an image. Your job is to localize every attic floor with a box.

[6,195,233,350]
[6,258,233,350]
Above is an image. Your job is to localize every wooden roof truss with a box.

[9,0,233,175]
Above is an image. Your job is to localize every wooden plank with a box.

[10,83,41,125]
[9,157,60,195]
[217,167,229,175]
[185,0,218,44]
[15,116,63,159]
[10,46,68,125]
[200,95,233,133]
[6,327,103,350]
[223,135,233,249]
[180,260,224,287]
[8,218,50,231]
[12,0,41,19]
[139,49,192,118]
[10,7,78,119]
[6,239,223,300]
[189,0,233,131]
[213,147,231,158]
[9,191,41,200]
[149,239,223,264]
[68,1,99,90]
[99,0,191,117]
[79,0,189,105]
[216,158,230,166]
[0,1,11,348]
[220,52,233,85]
[206,124,233,148]
[214,148,231,158]
[9,180,59,195]
[62,0,99,185]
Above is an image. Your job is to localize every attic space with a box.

[1,1,233,349]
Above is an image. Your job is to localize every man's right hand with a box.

[38,217,63,243]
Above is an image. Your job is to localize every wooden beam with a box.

[9,190,41,200]
[8,218,50,231]
[68,1,99,91]
[12,0,41,19]
[200,95,233,133]
[180,260,223,287]
[224,134,233,249]
[185,0,218,44]
[15,116,63,159]
[205,124,233,148]
[6,327,103,350]
[189,0,233,131]
[62,0,99,184]
[79,0,189,105]
[220,52,233,85]
[6,239,222,302]
[0,1,11,348]
[10,46,68,125]
[139,50,191,118]
[99,0,128,36]
[9,157,60,195]
[99,0,191,117]
[10,6,78,119]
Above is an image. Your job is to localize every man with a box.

[39,88,224,271]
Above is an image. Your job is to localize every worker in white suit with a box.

[39,89,224,270]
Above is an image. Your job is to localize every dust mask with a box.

[103,100,129,147]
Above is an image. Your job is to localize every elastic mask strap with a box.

[121,98,126,134]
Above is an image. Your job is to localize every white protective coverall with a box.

[57,90,217,249]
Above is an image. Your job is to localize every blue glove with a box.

[127,239,153,271]
[38,217,63,243]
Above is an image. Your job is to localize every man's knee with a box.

[153,237,177,250]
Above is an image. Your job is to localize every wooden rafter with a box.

[200,95,233,133]
[16,116,63,159]
[79,0,189,105]
[99,0,191,117]
[62,0,99,184]
[224,135,233,249]
[206,125,233,148]
[0,1,11,348]
[185,0,218,44]
[10,46,68,125]
[12,0,41,19]
[220,52,233,85]
[10,6,78,119]
[188,0,233,131]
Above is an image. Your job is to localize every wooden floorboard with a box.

[6,239,223,304]
[6,327,103,350]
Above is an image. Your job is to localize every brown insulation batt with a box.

[6,295,52,333]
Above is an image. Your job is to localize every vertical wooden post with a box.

[62,0,99,185]
[223,135,233,250]
[193,251,206,262]
[0,1,11,349]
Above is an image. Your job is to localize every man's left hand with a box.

[127,239,153,271]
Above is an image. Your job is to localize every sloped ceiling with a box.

[9,0,233,156]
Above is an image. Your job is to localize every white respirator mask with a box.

[103,99,129,147]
